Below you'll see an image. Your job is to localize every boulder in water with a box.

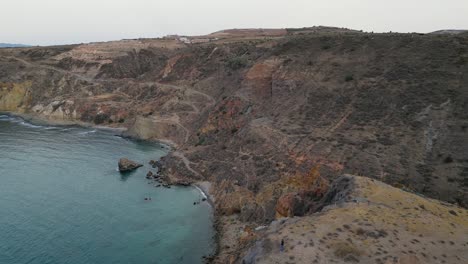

[146,171,153,179]
[118,158,143,172]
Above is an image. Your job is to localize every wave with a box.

[193,185,208,200]
[113,134,126,140]
[18,121,58,130]
[0,115,20,122]
[0,115,62,130]
[19,121,45,129]
[78,129,97,135]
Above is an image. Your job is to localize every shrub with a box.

[226,57,248,70]
[444,156,454,163]
[345,74,354,82]
[195,137,205,146]
[94,113,109,124]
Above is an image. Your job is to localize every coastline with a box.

[0,111,178,148]
[193,181,223,263]
[2,112,215,206]
[1,110,222,263]
[193,181,213,204]
[0,111,128,132]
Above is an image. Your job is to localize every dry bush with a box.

[333,242,363,262]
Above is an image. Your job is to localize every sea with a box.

[0,114,214,264]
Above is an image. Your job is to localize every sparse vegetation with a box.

[226,56,248,70]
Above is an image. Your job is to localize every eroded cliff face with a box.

[0,31,467,220]
[0,81,32,112]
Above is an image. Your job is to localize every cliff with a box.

[0,27,467,263]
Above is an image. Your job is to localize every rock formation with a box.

[118,158,142,172]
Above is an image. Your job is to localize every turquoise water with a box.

[0,114,214,264]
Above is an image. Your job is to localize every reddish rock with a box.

[244,59,282,99]
[276,167,331,218]
[275,192,304,218]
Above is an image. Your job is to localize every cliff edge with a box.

[221,175,468,263]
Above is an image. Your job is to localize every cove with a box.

[0,114,214,264]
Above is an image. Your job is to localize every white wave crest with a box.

[78,129,97,135]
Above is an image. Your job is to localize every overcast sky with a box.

[2,0,468,46]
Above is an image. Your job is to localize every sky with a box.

[2,0,468,46]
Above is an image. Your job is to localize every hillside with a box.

[231,175,468,264]
[0,27,467,263]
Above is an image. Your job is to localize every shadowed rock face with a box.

[0,30,467,220]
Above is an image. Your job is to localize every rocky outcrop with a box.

[118,158,142,172]
[275,192,304,217]
[234,175,468,264]
[274,167,330,218]
[146,171,153,179]
[125,115,187,144]
[242,59,282,100]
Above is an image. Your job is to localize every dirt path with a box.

[157,82,216,105]
[172,151,202,178]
